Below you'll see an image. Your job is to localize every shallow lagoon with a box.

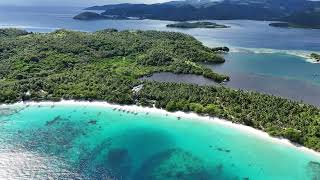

[0,103,320,179]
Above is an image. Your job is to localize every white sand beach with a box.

[2,100,320,158]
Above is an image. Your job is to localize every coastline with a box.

[1,100,320,158]
[230,47,320,64]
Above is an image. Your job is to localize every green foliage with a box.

[281,128,302,143]
[0,28,227,104]
[1,28,320,152]
[138,49,174,66]
[189,103,205,113]
[0,28,29,38]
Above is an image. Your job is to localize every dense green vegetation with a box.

[167,22,229,29]
[84,0,320,22]
[211,46,229,53]
[0,28,227,103]
[1,28,320,151]
[269,11,320,29]
[311,53,320,62]
[0,28,29,37]
[282,11,320,29]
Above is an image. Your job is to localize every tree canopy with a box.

[0,28,320,151]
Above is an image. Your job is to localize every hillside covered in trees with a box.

[81,0,320,28]
[1,28,320,151]
[0,28,227,104]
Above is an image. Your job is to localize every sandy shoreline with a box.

[1,100,320,158]
[231,47,320,64]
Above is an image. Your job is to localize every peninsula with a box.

[73,11,130,20]
[79,0,320,29]
[1,28,320,152]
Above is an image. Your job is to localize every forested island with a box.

[269,22,320,29]
[80,0,320,29]
[1,28,320,151]
[73,12,130,20]
[269,22,295,28]
[167,22,229,29]
[277,11,320,29]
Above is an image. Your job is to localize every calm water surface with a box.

[0,6,319,52]
[0,104,319,179]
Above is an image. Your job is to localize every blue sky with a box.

[0,0,171,6]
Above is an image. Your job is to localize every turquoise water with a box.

[0,104,320,179]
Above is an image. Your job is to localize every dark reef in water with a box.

[134,148,212,180]
[105,148,132,179]
[18,117,88,155]
[216,147,231,153]
[0,107,22,117]
[307,161,320,179]
[46,116,62,126]
[134,148,239,180]
[88,119,98,125]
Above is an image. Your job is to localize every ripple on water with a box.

[0,149,83,179]
[0,107,23,117]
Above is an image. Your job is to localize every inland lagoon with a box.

[0,101,320,180]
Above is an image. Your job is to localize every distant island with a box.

[78,0,320,29]
[269,11,320,29]
[269,22,296,28]
[311,53,320,62]
[1,28,320,152]
[73,12,131,20]
[166,22,230,29]
[270,22,320,29]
